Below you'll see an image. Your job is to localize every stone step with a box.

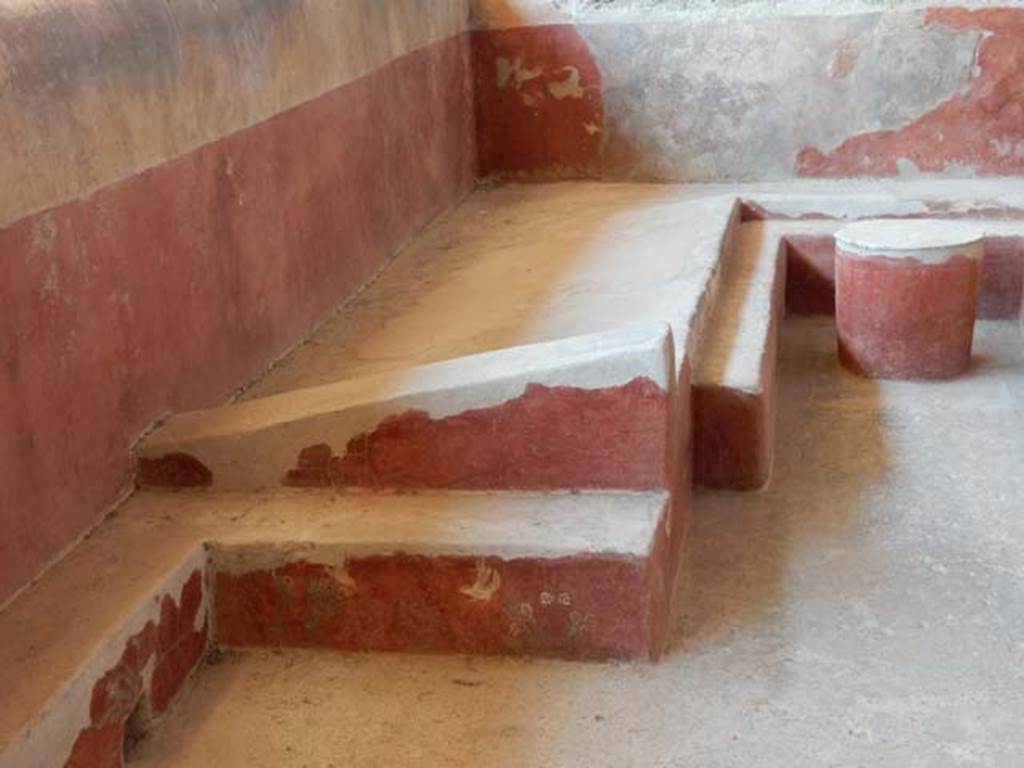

[692,222,786,490]
[0,488,675,768]
[136,324,678,494]
[210,490,675,660]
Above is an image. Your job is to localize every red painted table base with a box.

[835,222,983,380]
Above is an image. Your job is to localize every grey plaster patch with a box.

[582,11,981,181]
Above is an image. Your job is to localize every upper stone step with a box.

[137,324,677,493]
[243,186,741,397]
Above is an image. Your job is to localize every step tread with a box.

[694,222,786,392]
[242,185,739,398]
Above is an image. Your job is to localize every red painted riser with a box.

[0,36,475,605]
[215,554,667,661]
[279,378,673,492]
[64,571,207,768]
[693,388,772,490]
[979,236,1024,319]
[786,235,838,316]
[693,307,781,492]
[836,252,981,380]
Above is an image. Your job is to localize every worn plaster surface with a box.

[0,0,469,227]
[472,4,1024,181]
[243,180,1024,404]
[0,14,476,607]
[244,183,738,398]
[128,317,1024,767]
[473,0,1019,26]
[695,222,783,392]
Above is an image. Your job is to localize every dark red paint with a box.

[473,26,604,178]
[282,443,335,488]
[215,553,666,661]
[978,236,1024,319]
[64,570,206,767]
[149,571,207,715]
[694,263,782,490]
[0,36,475,605]
[785,235,838,315]
[694,389,772,490]
[798,9,1024,176]
[836,251,981,379]
[136,453,213,488]
[284,378,671,491]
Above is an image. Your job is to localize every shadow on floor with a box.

[668,316,889,655]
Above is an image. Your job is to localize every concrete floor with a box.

[130,317,1024,768]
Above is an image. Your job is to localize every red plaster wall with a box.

[785,235,839,315]
[473,25,604,178]
[0,37,476,606]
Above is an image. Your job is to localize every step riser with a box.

[693,230,785,491]
[693,387,773,491]
[137,326,678,494]
[785,235,837,316]
[280,379,673,492]
[213,546,668,661]
[694,298,780,491]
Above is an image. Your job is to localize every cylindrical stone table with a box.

[835,220,984,380]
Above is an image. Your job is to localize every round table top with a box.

[836,220,985,262]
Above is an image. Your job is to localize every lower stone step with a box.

[135,325,677,494]
[0,489,678,768]
[211,490,675,661]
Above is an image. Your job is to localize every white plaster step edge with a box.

[694,222,786,393]
[206,489,670,565]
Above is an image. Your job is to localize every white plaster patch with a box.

[496,56,543,90]
[992,138,1014,158]
[896,158,922,178]
[211,542,352,579]
[459,560,502,601]
[547,66,584,100]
